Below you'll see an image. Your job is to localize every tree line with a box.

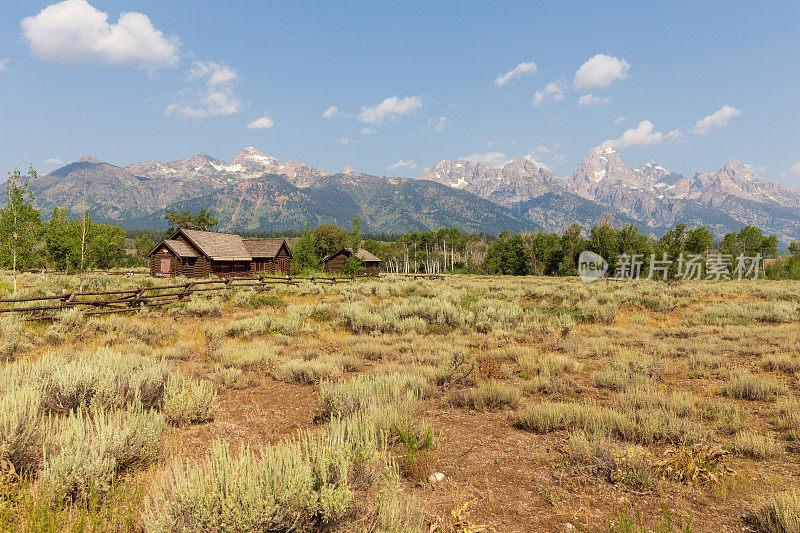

[481,221,788,279]
[290,219,799,280]
[0,169,131,291]
[3,168,799,284]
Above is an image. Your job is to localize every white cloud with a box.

[614,116,626,124]
[338,137,353,144]
[666,129,685,142]
[745,163,766,176]
[360,127,376,135]
[247,115,274,129]
[789,161,800,176]
[189,61,236,86]
[578,93,612,106]
[387,159,416,171]
[692,105,741,135]
[532,80,566,106]
[523,155,550,171]
[534,145,550,154]
[495,61,537,86]
[573,54,630,90]
[21,0,179,68]
[602,120,663,149]
[44,158,63,165]
[0,58,8,71]
[323,105,350,119]
[166,61,241,119]
[419,115,451,135]
[357,95,423,124]
[461,152,510,168]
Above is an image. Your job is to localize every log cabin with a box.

[322,247,382,276]
[148,228,292,278]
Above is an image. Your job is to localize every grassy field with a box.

[1,272,800,532]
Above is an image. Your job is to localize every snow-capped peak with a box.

[592,145,617,156]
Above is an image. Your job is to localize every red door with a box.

[161,258,171,277]
[276,259,287,273]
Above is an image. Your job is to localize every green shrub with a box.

[316,373,430,421]
[452,380,520,411]
[40,406,164,503]
[144,417,423,532]
[89,316,177,346]
[43,308,85,344]
[162,377,216,426]
[272,358,342,384]
[0,316,31,361]
[726,370,785,401]
[516,353,539,378]
[160,341,191,360]
[240,292,287,309]
[393,422,437,480]
[210,365,253,390]
[777,399,800,440]
[760,353,800,374]
[734,431,781,459]
[213,313,304,338]
[702,401,745,435]
[566,431,653,488]
[35,350,170,413]
[591,365,648,391]
[167,297,222,318]
[514,400,705,445]
[745,489,800,532]
[687,350,722,372]
[0,386,42,473]
[576,299,617,324]
[615,385,694,418]
[217,340,278,368]
[515,401,631,437]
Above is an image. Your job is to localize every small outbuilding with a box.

[243,238,292,274]
[148,228,292,278]
[322,247,382,276]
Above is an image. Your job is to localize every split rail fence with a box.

[0,274,374,320]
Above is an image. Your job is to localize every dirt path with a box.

[163,377,318,461]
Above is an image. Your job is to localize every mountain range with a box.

[25,146,800,241]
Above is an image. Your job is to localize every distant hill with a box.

[119,169,536,234]
[29,146,800,239]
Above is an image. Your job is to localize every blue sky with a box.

[2,0,799,187]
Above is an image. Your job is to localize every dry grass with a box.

[726,370,786,402]
[451,379,521,411]
[745,489,800,532]
[734,430,782,459]
[2,273,800,531]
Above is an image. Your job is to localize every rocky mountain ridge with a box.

[422,146,800,241]
[27,146,800,239]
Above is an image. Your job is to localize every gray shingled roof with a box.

[355,248,382,262]
[163,239,199,258]
[323,247,382,263]
[179,229,252,261]
[242,239,288,259]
